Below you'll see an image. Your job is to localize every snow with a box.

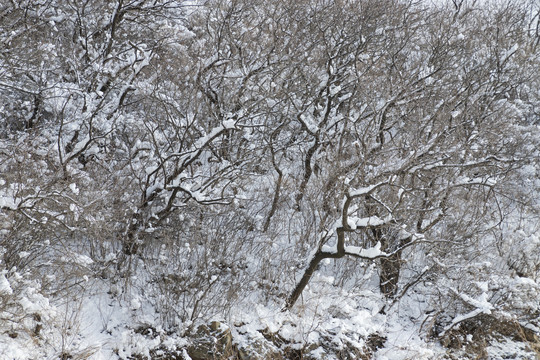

[0,195,17,210]
[130,297,142,311]
[69,135,91,155]
[441,291,494,335]
[69,183,79,195]
[145,183,162,199]
[442,308,485,335]
[18,251,30,258]
[486,339,538,360]
[222,119,237,129]
[145,165,158,175]
[60,253,94,267]
[298,113,320,134]
[457,291,494,313]
[345,242,387,258]
[348,182,384,197]
[347,217,357,229]
[352,215,391,228]
[321,244,337,253]
[329,85,341,96]
[456,176,497,187]
[0,272,13,295]
[501,44,519,63]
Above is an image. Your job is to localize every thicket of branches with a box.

[1,0,539,355]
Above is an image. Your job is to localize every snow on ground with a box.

[1,273,537,359]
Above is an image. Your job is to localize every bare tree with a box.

[279,0,538,310]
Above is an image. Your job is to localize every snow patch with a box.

[345,242,387,258]
[0,272,13,295]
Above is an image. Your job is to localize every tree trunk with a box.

[284,228,346,310]
[284,249,344,310]
[379,252,402,298]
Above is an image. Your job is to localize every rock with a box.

[237,338,282,360]
[187,321,234,360]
